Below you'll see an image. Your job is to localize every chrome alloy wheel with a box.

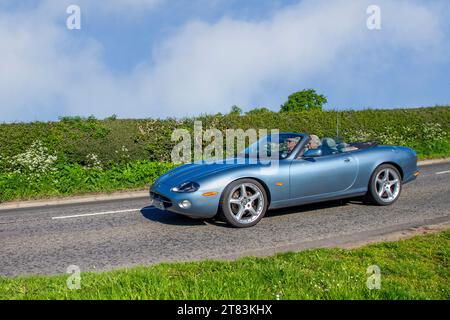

[228,183,265,224]
[375,168,400,203]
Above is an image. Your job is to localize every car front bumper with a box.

[149,183,220,218]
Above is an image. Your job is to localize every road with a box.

[1,163,449,277]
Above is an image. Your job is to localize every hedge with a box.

[0,106,449,167]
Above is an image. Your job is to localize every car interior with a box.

[311,137,379,156]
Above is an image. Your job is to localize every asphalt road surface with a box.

[1,163,449,277]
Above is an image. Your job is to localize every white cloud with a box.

[133,0,449,116]
[0,0,448,122]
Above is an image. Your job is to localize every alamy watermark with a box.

[367,5,381,30]
[66,5,81,30]
[366,265,381,290]
[170,121,281,168]
[66,264,81,290]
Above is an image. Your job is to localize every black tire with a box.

[367,164,402,206]
[219,178,268,228]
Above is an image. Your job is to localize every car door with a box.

[289,153,358,200]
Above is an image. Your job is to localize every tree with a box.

[280,89,327,112]
[229,105,243,115]
[245,107,273,115]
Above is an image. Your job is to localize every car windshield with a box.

[238,133,303,159]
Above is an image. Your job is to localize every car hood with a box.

[155,158,258,186]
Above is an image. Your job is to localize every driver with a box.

[286,137,299,153]
[280,136,300,159]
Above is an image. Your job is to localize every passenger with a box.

[306,134,321,150]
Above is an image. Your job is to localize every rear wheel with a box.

[367,164,402,205]
[219,179,268,228]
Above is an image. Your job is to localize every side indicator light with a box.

[414,171,420,177]
[275,182,283,186]
[202,191,218,196]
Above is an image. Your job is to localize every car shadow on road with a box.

[140,197,367,227]
[265,198,366,219]
[140,206,213,226]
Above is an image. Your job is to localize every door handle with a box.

[344,158,351,162]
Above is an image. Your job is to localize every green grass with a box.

[1,230,448,300]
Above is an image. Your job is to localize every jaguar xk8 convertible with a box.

[149,133,419,227]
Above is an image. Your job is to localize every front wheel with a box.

[219,179,268,228]
[367,164,402,205]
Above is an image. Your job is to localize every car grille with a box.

[150,192,173,208]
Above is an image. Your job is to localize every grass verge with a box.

[1,230,448,300]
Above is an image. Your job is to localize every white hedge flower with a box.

[85,153,102,170]
[9,141,57,175]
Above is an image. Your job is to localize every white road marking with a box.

[435,170,450,175]
[51,208,140,220]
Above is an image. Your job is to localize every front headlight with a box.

[171,181,200,193]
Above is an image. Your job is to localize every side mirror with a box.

[303,148,322,158]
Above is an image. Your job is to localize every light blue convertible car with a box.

[150,133,419,227]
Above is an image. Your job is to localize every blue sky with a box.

[0,0,449,122]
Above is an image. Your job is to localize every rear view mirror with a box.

[303,148,322,158]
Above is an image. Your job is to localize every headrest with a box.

[322,138,336,149]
